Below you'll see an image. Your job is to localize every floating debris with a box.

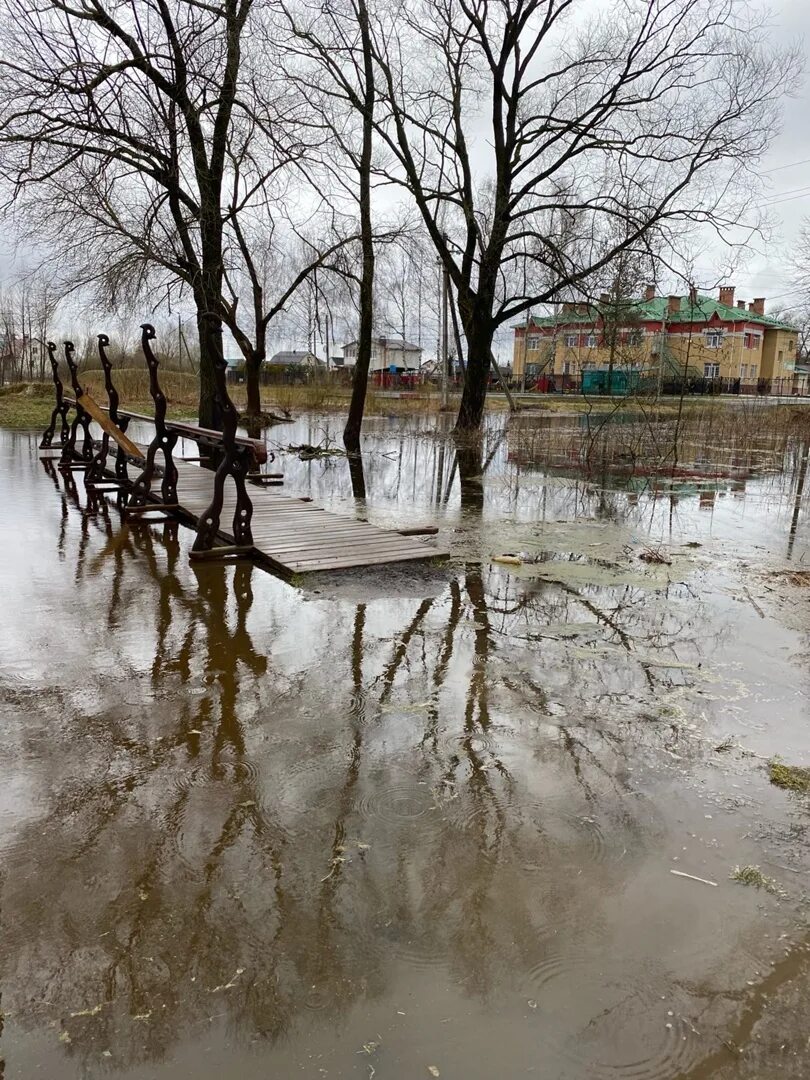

[69,1003,106,1018]
[731,865,786,898]
[769,760,810,794]
[639,547,672,565]
[714,735,736,753]
[768,569,810,588]
[670,870,718,887]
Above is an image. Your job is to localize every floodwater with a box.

[1,409,809,1079]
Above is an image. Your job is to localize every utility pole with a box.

[441,259,450,408]
[417,271,422,348]
[522,310,532,392]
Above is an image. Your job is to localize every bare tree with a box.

[360,0,799,429]
[0,271,62,382]
[0,0,277,427]
[281,0,383,451]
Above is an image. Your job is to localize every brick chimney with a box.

[668,295,681,315]
[599,292,610,304]
[561,302,574,312]
[688,286,698,305]
[719,285,735,306]
[644,284,655,301]
[751,297,765,315]
[736,300,747,310]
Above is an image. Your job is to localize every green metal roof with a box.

[523,295,797,332]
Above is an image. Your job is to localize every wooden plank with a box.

[258,532,438,554]
[256,538,436,558]
[285,549,446,571]
[251,523,413,541]
[77,390,145,462]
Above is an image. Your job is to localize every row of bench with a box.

[40,324,267,560]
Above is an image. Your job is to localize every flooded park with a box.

[1,402,809,1079]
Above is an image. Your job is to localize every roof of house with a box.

[524,295,798,333]
[267,350,323,366]
[343,337,422,350]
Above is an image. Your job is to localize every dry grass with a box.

[767,570,810,589]
[0,382,55,429]
[81,366,200,409]
[509,397,809,478]
[769,760,810,794]
[730,865,786,897]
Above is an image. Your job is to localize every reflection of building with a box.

[513,287,798,393]
[341,336,422,372]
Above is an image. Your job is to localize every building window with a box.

[563,360,571,375]
[704,362,720,378]
[586,334,597,348]
[625,330,642,346]
[788,339,795,351]
[743,332,758,350]
[704,330,724,348]
[526,334,540,350]
[565,334,577,347]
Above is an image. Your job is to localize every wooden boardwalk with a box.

[116,458,448,575]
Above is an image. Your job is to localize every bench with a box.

[41,325,268,561]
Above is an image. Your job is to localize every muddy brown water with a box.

[1,413,809,1079]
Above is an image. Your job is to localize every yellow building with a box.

[513,287,797,392]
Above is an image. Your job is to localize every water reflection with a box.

[0,424,809,1078]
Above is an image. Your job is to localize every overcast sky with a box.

[707,0,810,310]
[1,0,808,355]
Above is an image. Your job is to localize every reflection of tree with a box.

[787,438,808,561]
[5,479,732,1075]
[454,430,484,510]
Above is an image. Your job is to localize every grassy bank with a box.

[0,383,56,430]
[3,374,808,434]
[0,374,199,431]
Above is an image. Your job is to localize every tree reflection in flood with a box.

[0,420,808,1078]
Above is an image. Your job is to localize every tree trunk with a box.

[455,315,493,431]
[196,305,223,429]
[343,0,375,454]
[244,348,263,418]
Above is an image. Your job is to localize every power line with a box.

[761,183,810,201]
[761,188,810,210]
[762,156,810,175]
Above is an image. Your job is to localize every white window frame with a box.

[585,333,597,348]
[526,334,540,350]
[704,362,720,378]
[564,333,577,347]
[704,329,724,349]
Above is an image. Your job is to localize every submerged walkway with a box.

[117,457,448,575]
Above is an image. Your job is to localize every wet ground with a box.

[1,411,809,1079]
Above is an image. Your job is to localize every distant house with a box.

[267,350,324,368]
[341,337,422,372]
[513,286,799,394]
